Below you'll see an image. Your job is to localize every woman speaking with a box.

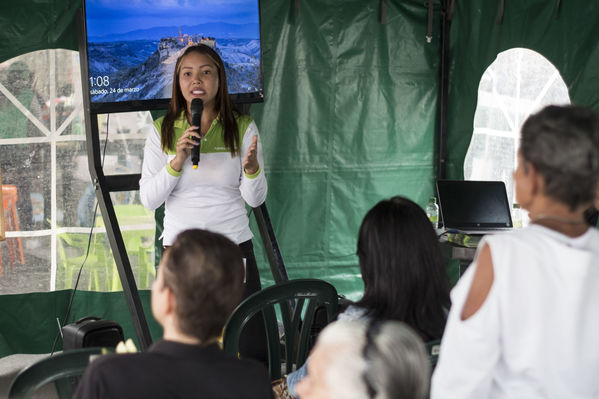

[140,44,267,362]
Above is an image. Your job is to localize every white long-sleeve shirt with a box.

[432,225,599,399]
[139,112,267,245]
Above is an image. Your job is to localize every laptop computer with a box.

[436,180,513,235]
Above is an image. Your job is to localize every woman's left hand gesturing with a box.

[243,135,259,175]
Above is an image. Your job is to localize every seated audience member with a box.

[74,229,274,399]
[348,196,450,339]
[283,196,450,397]
[431,105,599,398]
[295,319,431,399]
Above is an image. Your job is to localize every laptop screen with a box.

[436,180,513,229]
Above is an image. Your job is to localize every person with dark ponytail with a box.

[140,44,267,362]
[280,196,451,398]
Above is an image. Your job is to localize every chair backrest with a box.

[8,347,104,399]
[2,184,18,207]
[0,172,5,241]
[223,278,338,380]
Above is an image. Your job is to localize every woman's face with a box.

[178,51,219,113]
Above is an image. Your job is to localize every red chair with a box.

[1,185,25,271]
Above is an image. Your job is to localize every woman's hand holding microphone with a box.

[169,126,201,172]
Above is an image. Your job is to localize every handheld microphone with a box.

[190,98,203,169]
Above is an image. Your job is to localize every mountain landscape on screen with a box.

[87,24,262,102]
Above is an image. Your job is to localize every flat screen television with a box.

[79,0,264,113]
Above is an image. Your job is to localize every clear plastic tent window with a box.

[464,48,571,223]
[0,49,156,294]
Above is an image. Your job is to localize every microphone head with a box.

[190,98,203,131]
[190,98,203,167]
[191,98,203,114]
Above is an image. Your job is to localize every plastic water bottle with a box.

[426,196,439,229]
[512,203,523,228]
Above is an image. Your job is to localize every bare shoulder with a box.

[461,243,494,321]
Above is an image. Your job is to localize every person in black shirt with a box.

[74,229,273,399]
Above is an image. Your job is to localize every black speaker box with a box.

[62,316,124,350]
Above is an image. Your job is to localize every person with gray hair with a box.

[432,104,599,398]
[295,319,431,399]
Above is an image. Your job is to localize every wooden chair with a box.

[223,278,338,380]
[7,347,105,399]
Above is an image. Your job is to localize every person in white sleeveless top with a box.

[431,105,599,399]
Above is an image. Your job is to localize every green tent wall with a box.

[445,0,599,178]
[0,0,598,356]
[251,0,441,288]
